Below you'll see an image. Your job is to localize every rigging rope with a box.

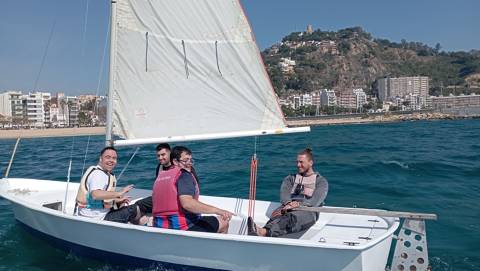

[63,136,76,213]
[248,137,259,219]
[33,19,57,92]
[116,147,140,183]
[81,0,90,56]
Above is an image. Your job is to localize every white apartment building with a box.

[26,92,51,127]
[377,76,429,108]
[278,57,296,74]
[353,88,367,109]
[301,93,312,106]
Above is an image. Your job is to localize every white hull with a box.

[1,178,399,271]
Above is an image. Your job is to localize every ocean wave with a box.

[381,160,409,169]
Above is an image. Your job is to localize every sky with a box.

[0,0,478,96]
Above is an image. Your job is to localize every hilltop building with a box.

[306,25,313,35]
[279,57,296,74]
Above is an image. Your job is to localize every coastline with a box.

[0,127,105,139]
[285,112,467,127]
[0,113,476,140]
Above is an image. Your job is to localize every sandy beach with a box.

[0,127,105,139]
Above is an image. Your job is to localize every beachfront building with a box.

[337,91,356,109]
[66,96,79,127]
[320,89,337,107]
[430,94,480,109]
[377,76,429,108]
[26,92,51,128]
[311,90,321,106]
[290,93,313,109]
[353,88,367,109]
[0,91,23,119]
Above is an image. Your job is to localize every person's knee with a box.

[217,217,229,233]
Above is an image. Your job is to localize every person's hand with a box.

[283,201,300,210]
[115,195,131,206]
[217,209,234,221]
[120,184,134,195]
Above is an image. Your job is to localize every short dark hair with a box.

[298,148,313,162]
[100,146,117,156]
[170,146,192,161]
[156,143,171,152]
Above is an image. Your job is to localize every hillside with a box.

[262,27,480,97]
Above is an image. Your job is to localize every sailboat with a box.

[0,1,436,270]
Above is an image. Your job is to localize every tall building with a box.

[320,89,337,106]
[26,92,51,127]
[377,76,429,107]
[353,88,367,109]
[66,96,79,127]
[0,92,12,117]
[311,90,321,106]
[337,91,356,109]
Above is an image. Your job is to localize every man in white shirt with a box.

[76,147,146,224]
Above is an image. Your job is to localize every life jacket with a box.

[290,173,317,200]
[75,165,116,210]
[152,166,200,227]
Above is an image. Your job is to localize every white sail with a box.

[111,0,290,144]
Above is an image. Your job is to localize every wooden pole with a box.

[296,206,437,220]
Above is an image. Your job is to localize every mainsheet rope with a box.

[116,147,140,183]
[248,137,259,219]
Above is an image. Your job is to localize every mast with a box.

[105,0,118,147]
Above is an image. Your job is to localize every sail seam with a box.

[215,40,222,76]
[145,32,149,72]
[182,40,189,78]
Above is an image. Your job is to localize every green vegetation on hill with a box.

[262,27,480,97]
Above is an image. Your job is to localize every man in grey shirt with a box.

[248,148,328,237]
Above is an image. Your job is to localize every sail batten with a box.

[111,0,293,141]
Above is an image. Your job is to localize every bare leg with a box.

[217,216,230,234]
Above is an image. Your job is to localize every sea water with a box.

[0,119,479,270]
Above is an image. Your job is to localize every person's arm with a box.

[91,184,134,201]
[300,174,328,207]
[177,171,232,220]
[179,196,232,220]
[280,175,295,205]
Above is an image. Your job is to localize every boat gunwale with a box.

[0,177,400,251]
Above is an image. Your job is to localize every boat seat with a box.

[279,229,309,239]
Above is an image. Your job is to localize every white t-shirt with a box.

[78,168,111,220]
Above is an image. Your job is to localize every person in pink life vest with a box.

[152,146,234,233]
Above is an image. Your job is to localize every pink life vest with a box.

[152,166,200,218]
